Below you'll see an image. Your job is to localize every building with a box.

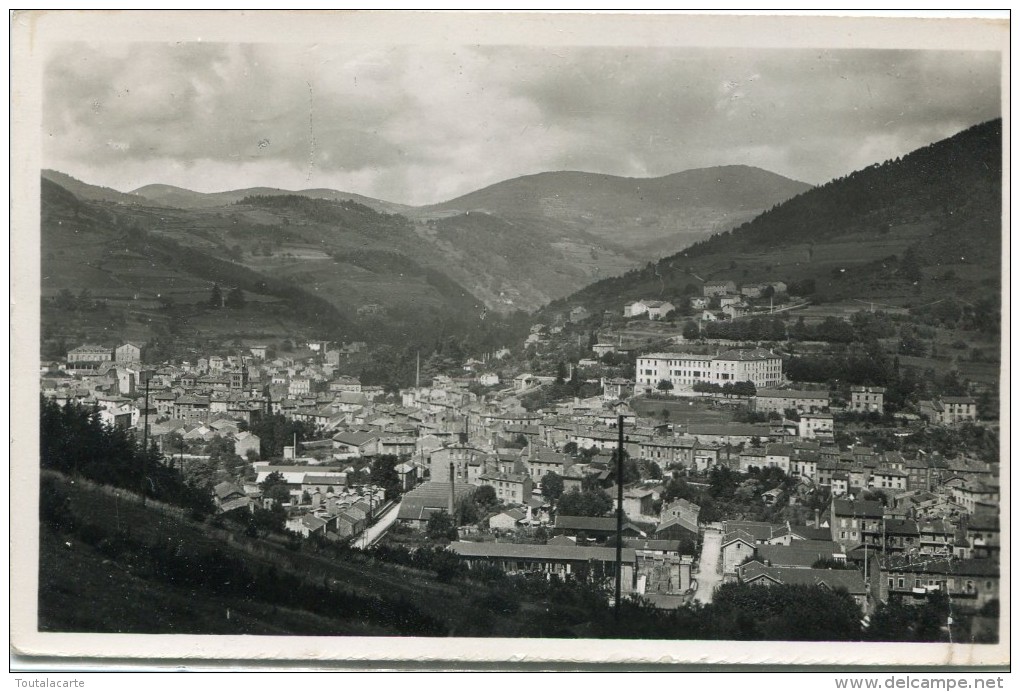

[478,471,533,505]
[920,397,979,425]
[67,344,113,365]
[703,280,736,297]
[233,431,261,459]
[939,396,978,424]
[830,498,883,551]
[568,306,591,322]
[554,515,646,542]
[430,443,487,484]
[740,563,868,610]
[880,556,999,612]
[447,542,637,590]
[635,348,783,393]
[798,413,834,440]
[850,386,886,414]
[396,481,476,529]
[602,377,632,401]
[752,389,829,415]
[114,343,142,363]
[489,508,527,531]
[525,449,574,483]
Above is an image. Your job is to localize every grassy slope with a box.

[38,473,552,637]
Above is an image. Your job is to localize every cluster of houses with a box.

[617,279,793,325]
[44,334,998,617]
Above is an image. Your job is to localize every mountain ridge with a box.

[543,118,1002,318]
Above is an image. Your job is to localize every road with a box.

[694,523,723,604]
[356,501,401,549]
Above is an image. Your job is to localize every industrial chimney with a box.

[449,461,456,516]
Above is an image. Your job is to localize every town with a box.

[40,274,1000,641]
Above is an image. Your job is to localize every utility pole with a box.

[615,414,624,620]
[140,376,150,507]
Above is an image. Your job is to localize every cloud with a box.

[43,43,1001,205]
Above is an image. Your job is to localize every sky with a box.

[42,43,1001,206]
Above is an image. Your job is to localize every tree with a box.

[370,455,403,501]
[474,484,497,509]
[208,283,224,308]
[657,379,674,393]
[557,487,613,517]
[225,287,246,309]
[260,471,291,505]
[541,471,564,502]
[425,510,458,541]
[555,361,568,384]
[563,441,579,455]
[683,321,700,340]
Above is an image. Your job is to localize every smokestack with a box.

[449,462,456,516]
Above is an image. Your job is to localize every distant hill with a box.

[45,163,808,313]
[423,166,812,258]
[546,119,1002,317]
[131,183,412,216]
[42,169,162,207]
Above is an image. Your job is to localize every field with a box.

[630,397,737,426]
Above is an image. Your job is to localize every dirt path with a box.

[694,523,723,604]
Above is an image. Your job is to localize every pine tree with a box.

[209,283,224,308]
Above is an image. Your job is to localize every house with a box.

[689,296,709,310]
[115,343,142,363]
[329,376,362,393]
[233,431,261,459]
[753,541,842,568]
[285,514,327,538]
[514,373,538,391]
[525,449,574,483]
[618,486,656,517]
[602,377,633,401]
[961,515,999,560]
[430,443,487,484]
[395,481,480,529]
[331,431,380,459]
[592,343,617,357]
[830,498,884,551]
[212,481,250,514]
[752,389,830,415]
[703,280,736,297]
[654,498,699,543]
[489,508,527,531]
[638,436,697,467]
[798,413,834,440]
[882,519,920,553]
[568,306,591,323]
[919,397,978,425]
[721,529,756,575]
[644,301,675,320]
[850,386,885,414]
[740,564,868,610]
[871,467,908,491]
[554,515,646,542]
[477,372,500,387]
[478,472,533,504]
[394,462,418,492]
[880,555,999,612]
[740,283,769,299]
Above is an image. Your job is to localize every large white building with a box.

[636,348,783,393]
